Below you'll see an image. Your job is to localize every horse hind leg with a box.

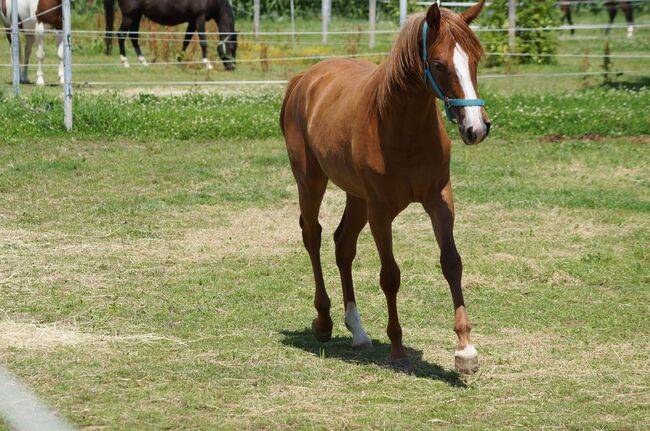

[334,193,372,350]
[21,33,35,84]
[128,14,147,66]
[117,14,132,67]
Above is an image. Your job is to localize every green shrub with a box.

[479,0,560,66]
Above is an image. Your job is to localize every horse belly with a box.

[141,1,193,26]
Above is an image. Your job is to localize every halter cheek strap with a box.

[422,21,485,123]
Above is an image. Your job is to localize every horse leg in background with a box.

[178,21,195,62]
[20,32,34,84]
[334,194,372,350]
[368,202,408,368]
[561,3,575,35]
[423,184,478,374]
[622,1,634,37]
[128,13,147,65]
[195,16,212,70]
[34,22,45,86]
[56,30,63,84]
[117,13,133,67]
[605,1,617,35]
[104,0,114,55]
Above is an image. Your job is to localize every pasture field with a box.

[0,85,649,429]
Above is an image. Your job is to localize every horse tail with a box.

[104,0,115,55]
[280,73,305,136]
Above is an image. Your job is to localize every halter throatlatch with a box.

[422,21,485,123]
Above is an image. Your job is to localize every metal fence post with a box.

[11,0,20,96]
[253,0,260,38]
[290,0,295,41]
[322,0,328,43]
[508,0,516,53]
[63,0,73,131]
[369,0,376,48]
[400,0,407,27]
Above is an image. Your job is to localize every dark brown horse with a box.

[104,0,237,70]
[560,0,635,37]
[280,1,490,374]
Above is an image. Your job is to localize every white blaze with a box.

[453,44,484,137]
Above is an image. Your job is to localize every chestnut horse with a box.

[280,2,490,374]
[1,0,62,85]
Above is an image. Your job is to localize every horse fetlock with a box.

[312,316,333,342]
[120,55,130,68]
[345,302,372,350]
[138,55,149,66]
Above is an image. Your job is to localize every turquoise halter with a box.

[422,21,485,123]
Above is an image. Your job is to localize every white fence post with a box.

[290,0,295,41]
[508,0,516,53]
[253,0,260,38]
[369,0,376,48]
[63,0,72,131]
[322,0,329,43]
[11,0,19,96]
[400,0,407,27]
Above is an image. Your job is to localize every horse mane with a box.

[377,10,484,115]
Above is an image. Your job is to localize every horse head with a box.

[422,1,490,145]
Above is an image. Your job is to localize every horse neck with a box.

[374,65,446,144]
[214,0,235,33]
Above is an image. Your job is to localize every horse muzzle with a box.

[457,107,490,145]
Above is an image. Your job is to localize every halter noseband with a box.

[422,21,485,123]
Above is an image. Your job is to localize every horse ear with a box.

[426,3,441,35]
[461,0,486,24]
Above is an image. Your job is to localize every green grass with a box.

[0,86,649,143]
[0,90,648,428]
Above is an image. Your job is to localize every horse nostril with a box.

[466,127,476,142]
[485,121,491,136]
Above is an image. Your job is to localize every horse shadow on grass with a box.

[280,328,466,388]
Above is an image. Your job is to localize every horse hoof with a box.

[311,318,332,343]
[138,55,149,66]
[389,356,412,372]
[454,344,479,374]
[352,338,373,351]
[36,78,45,86]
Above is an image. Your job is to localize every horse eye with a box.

[431,61,445,71]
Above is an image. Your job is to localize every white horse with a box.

[1,0,63,85]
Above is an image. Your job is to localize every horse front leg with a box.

[368,202,408,367]
[178,21,196,62]
[56,31,64,84]
[195,16,212,70]
[423,183,478,374]
[35,23,45,86]
[117,14,132,67]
